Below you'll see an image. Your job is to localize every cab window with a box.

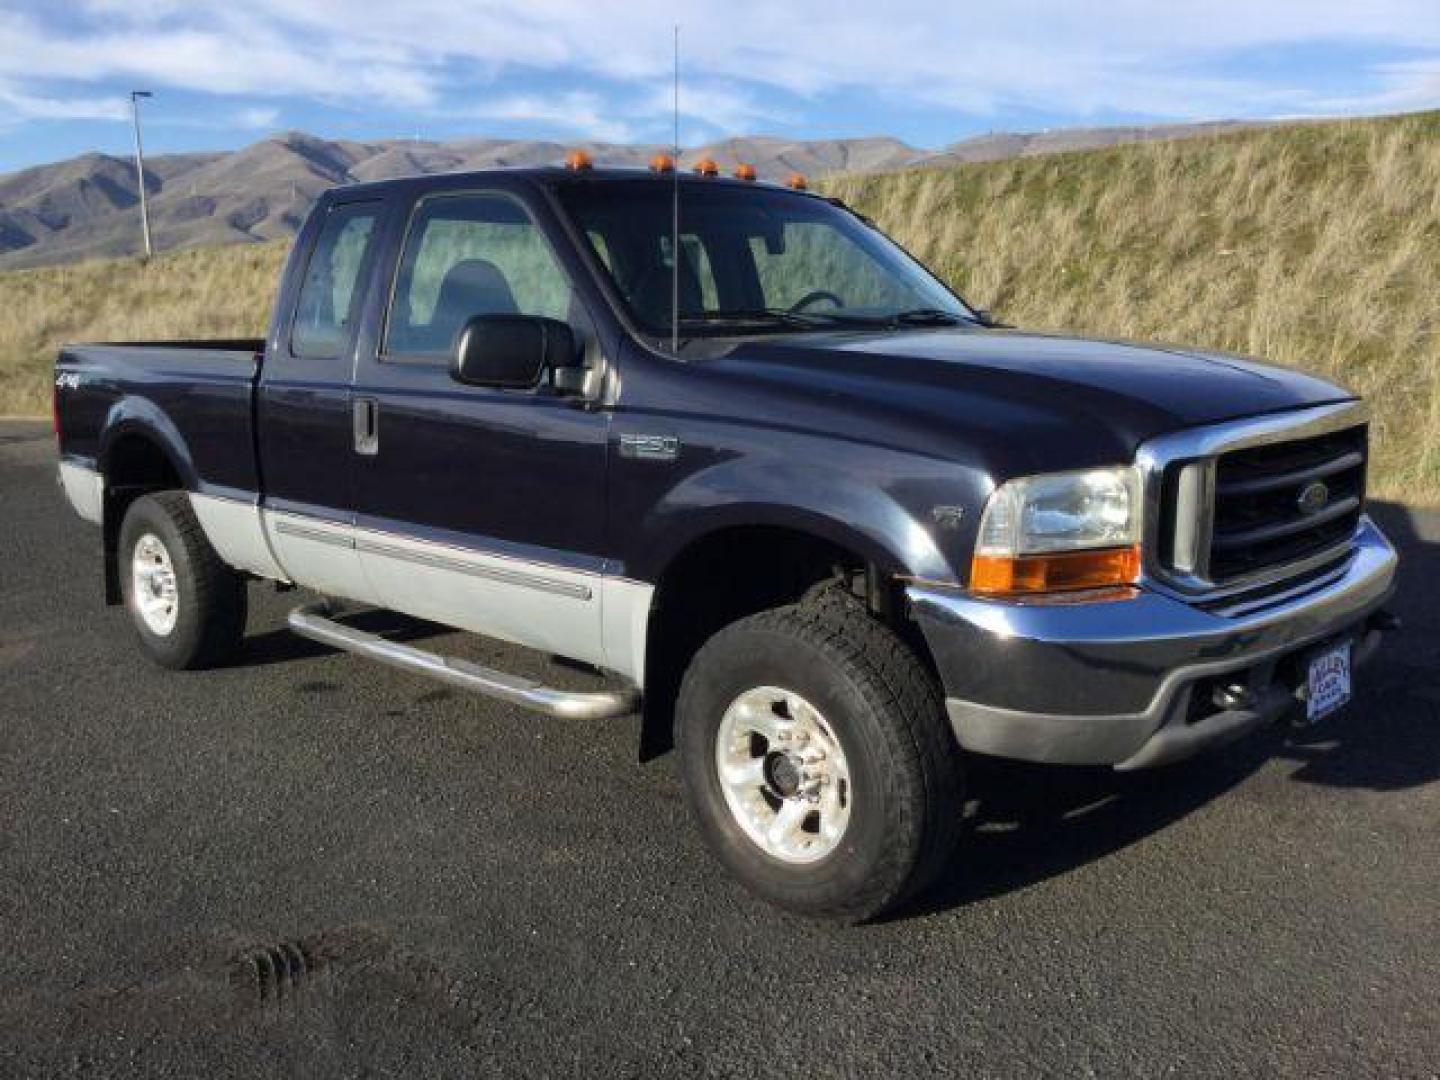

[290,202,379,359]
[385,194,573,358]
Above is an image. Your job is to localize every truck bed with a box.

[55,340,265,501]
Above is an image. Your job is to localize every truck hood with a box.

[707,327,1353,461]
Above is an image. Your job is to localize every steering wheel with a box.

[788,290,844,313]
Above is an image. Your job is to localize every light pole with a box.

[130,90,154,258]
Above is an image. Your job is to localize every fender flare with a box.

[96,396,199,493]
[631,457,960,588]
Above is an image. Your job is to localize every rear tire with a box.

[675,589,963,922]
[118,491,247,670]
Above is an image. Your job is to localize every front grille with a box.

[1207,425,1367,582]
[1152,420,1365,593]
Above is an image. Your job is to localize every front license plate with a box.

[1306,640,1352,722]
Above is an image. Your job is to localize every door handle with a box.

[353,397,379,456]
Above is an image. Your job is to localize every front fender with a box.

[626,452,971,586]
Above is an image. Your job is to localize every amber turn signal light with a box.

[692,156,719,176]
[734,162,757,181]
[649,153,675,173]
[564,149,594,171]
[785,172,808,190]
[970,545,1141,596]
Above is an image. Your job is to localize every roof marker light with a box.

[565,149,594,171]
[649,153,676,173]
[692,156,719,177]
[785,172,808,190]
[734,163,757,181]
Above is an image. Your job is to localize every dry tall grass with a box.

[2,111,1436,501]
[0,241,289,415]
[827,110,1440,503]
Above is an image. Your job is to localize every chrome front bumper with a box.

[908,516,1397,769]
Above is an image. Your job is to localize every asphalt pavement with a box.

[2,419,1437,1077]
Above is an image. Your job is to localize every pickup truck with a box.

[54,158,1398,921]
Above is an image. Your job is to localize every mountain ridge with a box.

[0,120,1268,269]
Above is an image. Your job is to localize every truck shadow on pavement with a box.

[899,500,1438,920]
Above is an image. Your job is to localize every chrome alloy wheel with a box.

[714,685,852,864]
[131,532,179,637]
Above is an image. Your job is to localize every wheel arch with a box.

[636,516,939,761]
[97,409,194,605]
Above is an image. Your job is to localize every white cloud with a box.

[0,78,127,125]
[3,1,1440,143]
[1311,57,1440,114]
[234,106,281,130]
[466,91,638,143]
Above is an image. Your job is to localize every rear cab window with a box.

[290,202,380,359]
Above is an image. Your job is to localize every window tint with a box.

[555,181,967,335]
[386,194,572,357]
[748,223,907,311]
[291,203,378,359]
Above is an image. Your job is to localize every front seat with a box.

[426,258,519,351]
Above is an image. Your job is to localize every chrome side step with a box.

[287,602,640,720]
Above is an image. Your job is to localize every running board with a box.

[287,602,639,720]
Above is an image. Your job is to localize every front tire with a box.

[675,592,963,922]
[118,491,247,670]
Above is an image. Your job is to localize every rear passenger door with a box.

[257,198,384,601]
[351,189,610,666]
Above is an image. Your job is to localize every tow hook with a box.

[1212,682,1256,711]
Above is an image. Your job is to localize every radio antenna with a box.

[671,23,680,356]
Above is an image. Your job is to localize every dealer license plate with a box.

[1306,640,1352,722]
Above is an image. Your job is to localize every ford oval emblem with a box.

[1297,480,1330,515]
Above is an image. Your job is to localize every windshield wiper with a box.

[890,308,965,326]
[674,307,967,330]
[676,308,835,328]
[786,307,965,328]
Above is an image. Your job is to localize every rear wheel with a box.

[118,491,247,669]
[675,590,963,922]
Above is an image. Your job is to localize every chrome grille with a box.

[1139,402,1371,599]
[1208,425,1367,581]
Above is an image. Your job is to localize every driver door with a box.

[350,189,611,666]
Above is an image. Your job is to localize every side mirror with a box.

[451,314,576,390]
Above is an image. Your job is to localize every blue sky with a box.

[3,1,1440,173]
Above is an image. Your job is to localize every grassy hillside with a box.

[828,110,1440,503]
[0,241,289,416]
[2,110,1437,501]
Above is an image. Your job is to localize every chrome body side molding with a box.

[350,524,605,669]
[354,534,593,600]
[180,494,657,687]
[265,511,374,604]
[287,602,639,720]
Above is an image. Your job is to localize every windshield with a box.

[552,179,972,335]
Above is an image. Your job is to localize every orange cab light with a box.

[734,162,758,181]
[564,149,594,171]
[785,172,809,190]
[692,156,720,177]
[649,153,676,173]
[970,545,1141,597]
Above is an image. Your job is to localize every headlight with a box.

[972,465,1142,595]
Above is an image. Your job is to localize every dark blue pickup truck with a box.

[54,160,1397,920]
